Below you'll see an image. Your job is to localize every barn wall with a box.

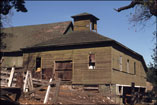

[72,47,111,84]
[1,56,23,67]
[111,47,146,87]
[23,46,112,84]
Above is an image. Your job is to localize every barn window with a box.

[127,59,129,73]
[36,57,41,71]
[134,62,136,75]
[119,56,122,71]
[89,54,95,69]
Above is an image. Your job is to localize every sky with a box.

[4,1,156,65]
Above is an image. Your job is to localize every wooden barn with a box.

[1,21,73,67]
[1,13,147,103]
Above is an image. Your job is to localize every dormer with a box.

[71,12,99,32]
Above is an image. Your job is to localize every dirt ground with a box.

[19,85,115,105]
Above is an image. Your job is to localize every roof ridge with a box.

[29,30,113,48]
[2,21,72,29]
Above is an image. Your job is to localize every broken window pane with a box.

[127,59,129,73]
[89,54,95,69]
[36,57,41,71]
[134,62,136,75]
[119,56,122,71]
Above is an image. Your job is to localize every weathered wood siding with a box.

[74,20,90,31]
[111,47,146,87]
[23,47,112,84]
[2,56,23,67]
[72,47,111,84]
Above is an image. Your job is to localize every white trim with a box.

[116,84,146,88]
[44,78,53,104]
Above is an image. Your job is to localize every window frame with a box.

[119,56,123,71]
[127,59,129,73]
[134,62,136,75]
[88,53,96,70]
[36,57,41,70]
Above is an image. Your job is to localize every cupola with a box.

[71,12,99,32]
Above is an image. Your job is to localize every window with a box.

[92,22,94,30]
[36,57,41,71]
[119,56,122,71]
[127,59,129,73]
[90,23,92,30]
[89,54,95,69]
[134,62,136,75]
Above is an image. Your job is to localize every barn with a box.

[1,13,147,103]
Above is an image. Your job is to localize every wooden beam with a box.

[23,71,29,92]
[53,78,61,104]
[43,78,53,104]
[24,81,56,96]
[8,66,15,87]
[53,61,56,80]
[23,71,34,92]
[28,71,34,91]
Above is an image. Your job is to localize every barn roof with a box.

[32,31,112,48]
[22,30,147,72]
[1,21,72,52]
[71,12,99,20]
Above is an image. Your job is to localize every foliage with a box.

[0,0,27,50]
[147,32,157,93]
[147,65,157,90]
[0,0,27,27]
[0,0,27,15]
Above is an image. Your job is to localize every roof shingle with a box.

[71,12,99,20]
[1,21,72,52]
[31,31,113,48]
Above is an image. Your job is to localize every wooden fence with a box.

[0,67,61,104]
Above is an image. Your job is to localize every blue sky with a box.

[5,1,156,65]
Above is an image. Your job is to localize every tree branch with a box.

[114,0,142,12]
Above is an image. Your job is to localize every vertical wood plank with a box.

[29,71,34,91]
[8,66,15,87]
[53,61,56,80]
[53,78,61,104]
[43,78,53,104]
[23,71,29,92]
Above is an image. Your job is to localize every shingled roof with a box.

[71,12,99,20]
[29,31,113,48]
[1,21,73,52]
[22,30,147,72]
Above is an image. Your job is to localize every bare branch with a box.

[115,0,157,16]
[114,0,142,12]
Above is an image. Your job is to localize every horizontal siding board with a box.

[111,47,146,86]
[23,47,112,84]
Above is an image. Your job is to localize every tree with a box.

[147,31,157,95]
[0,0,27,50]
[0,0,27,15]
[115,0,157,24]
[116,1,157,98]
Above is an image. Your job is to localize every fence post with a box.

[28,71,34,91]
[8,66,15,87]
[53,78,61,104]
[23,71,34,92]
[44,78,53,104]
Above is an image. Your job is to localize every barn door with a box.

[55,60,72,81]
